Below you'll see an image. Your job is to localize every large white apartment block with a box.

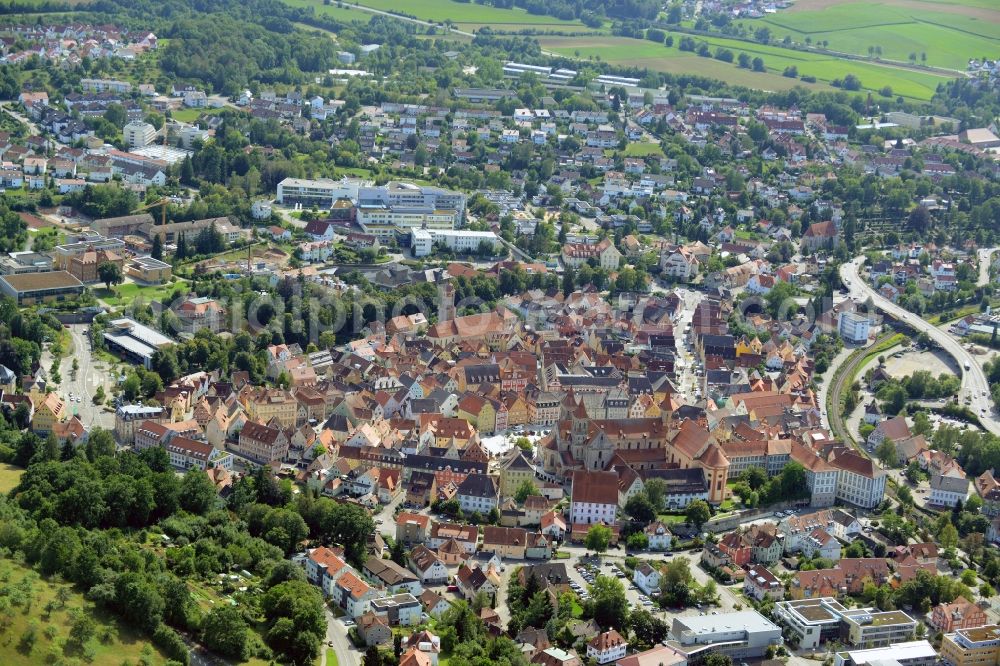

[410,228,500,257]
[123,121,157,149]
[838,311,871,344]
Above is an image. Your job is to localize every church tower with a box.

[438,282,455,323]
[571,399,589,447]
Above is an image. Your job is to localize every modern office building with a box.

[0,251,54,275]
[774,598,916,650]
[358,208,460,241]
[941,625,1000,666]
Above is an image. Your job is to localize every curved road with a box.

[840,256,1000,436]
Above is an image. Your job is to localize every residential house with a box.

[744,565,784,601]
[633,562,661,595]
[587,630,627,665]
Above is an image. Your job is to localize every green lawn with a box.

[623,142,665,158]
[657,513,688,524]
[538,32,954,100]
[170,106,227,123]
[327,648,340,666]
[0,464,23,494]
[94,280,186,308]
[0,558,172,665]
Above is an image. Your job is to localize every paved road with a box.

[815,346,853,430]
[841,257,1000,435]
[323,605,361,666]
[978,247,997,287]
[671,288,705,402]
[0,102,42,136]
[40,324,114,430]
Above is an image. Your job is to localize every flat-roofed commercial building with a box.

[359,207,460,241]
[0,251,54,275]
[834,640,937,666]
[774,598,850,649]
[840,608,917,649]
[358,182,465,215]
[103,317,175,369]
[775,598,916,650]
[941,625,1000,666]
[668,610,782,660]
[126,256,172,284]
[0,271,85,305]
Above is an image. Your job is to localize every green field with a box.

[745,0,1000,71]
[623,142,665,157]
[285,0,377,24]
[170,106,227,123]
[0,558,171,666]
[538,33,953,100]
[286,0,599,33]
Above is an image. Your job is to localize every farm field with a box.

[539,36,829,93]
[0,558,172,666]
[347,0,598,33]
[284,0,376,24]
[745,0,1000,71]
[537,34,953,100]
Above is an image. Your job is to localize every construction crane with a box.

[131,197,171,228]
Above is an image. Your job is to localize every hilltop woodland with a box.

[0,392,373,664]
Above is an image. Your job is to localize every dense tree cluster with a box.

[729,462,809,508]
[0,417,366,664]
[0,297,60,379]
